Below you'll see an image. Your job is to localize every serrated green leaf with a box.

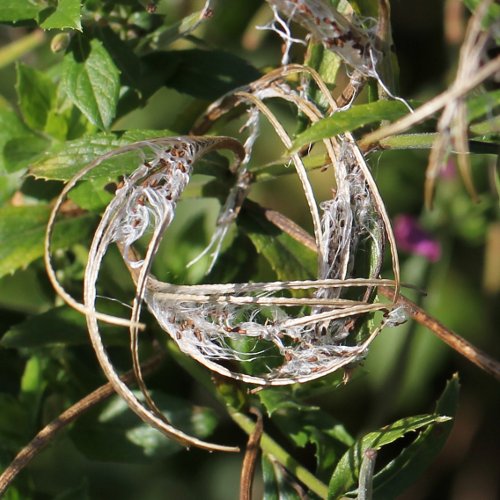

[372,375,460,499]
[328,413,451,499]
[292,101,410,152]
[71,391,218,463]
[0,205,94,278]
[62,37,120,129]
[0,0,41,22]
[29,129,176,181]
[240,203,317,282]
[1,305,128,349]
[15,63,55,131]
[40,0,82,31]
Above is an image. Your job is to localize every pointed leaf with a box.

[29,129,176,181]
[0,0,41,22]
[372,375,460,499]
[62,38,120,129]
[40,0,82,31]
[0,205,94,277]
[15,63,55,131]
[291,101,410,152]
[328,413,451,498]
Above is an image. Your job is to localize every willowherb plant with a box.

[45,61,407,449]
[2,0,498,497]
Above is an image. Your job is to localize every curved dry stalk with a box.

[257,204,500,381]
[56,136,244,452]
[379,287,500,381]
[86,136,244,452]
[44,140,175,330]
[425,0,495,207]
[235,90,326,264]
[0,354,164,498]
[359,55,500,150]
[135,64,399,385]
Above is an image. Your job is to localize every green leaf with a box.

[19,355,48,422]
[0,103,33,172]
[157,49,261,100]
[15,63,55,130]
[0,0,41,22]
[1,305,128,349]
[467,89,500,121]
[0,394,31,450]
[259,388,354,481]
[3,135,52,173]
[463,0,500,38]
[240,203,317,283]
[0,205,94,278]
[372,375,460,499]
[71,392,218,463]
[40,0,82,31]
[29,129,176,181]
[262,455,304,500]
[291,101,410,152]
[62,37,120,130]
[328,413,451,498]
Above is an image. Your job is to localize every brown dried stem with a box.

[257,203,500,381]
[239,408,264,500]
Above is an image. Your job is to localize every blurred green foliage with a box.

[0,1,499,499]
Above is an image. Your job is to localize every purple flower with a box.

[393,215,441,262]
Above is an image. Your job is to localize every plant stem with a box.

[0,353,164,497]
[230,410,329,499]
[166,342,329,498]
[0,31,46,69]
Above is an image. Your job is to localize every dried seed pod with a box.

[265,0,379,76]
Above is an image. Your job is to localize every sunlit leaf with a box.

[0,0,41,22]
[328,414,451,498]
[291,101,410,152]
[1,306,128,349]
[62,37,120,130]
[372,374,460,499]
[29,129,176,181]
[0,205,94,277]
[40,0,82,31]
